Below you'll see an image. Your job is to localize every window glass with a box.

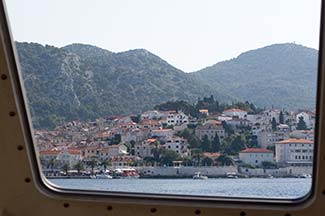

[5,0,321,199]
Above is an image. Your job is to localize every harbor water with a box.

[50,178,312,199]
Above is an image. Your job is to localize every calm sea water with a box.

[50,178,312,199]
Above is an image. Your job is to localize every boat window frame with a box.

[0,0,324,214]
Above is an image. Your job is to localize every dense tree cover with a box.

[155,96,261,118]
[215,155,234,166]
[17,42,229,129]
[17,42,316,129]
[222,135,246,155]
[193,43,318,110]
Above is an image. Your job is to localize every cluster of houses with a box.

[35,107,316,177]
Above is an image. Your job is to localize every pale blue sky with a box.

[5,0,322,72]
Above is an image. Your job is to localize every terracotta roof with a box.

[204,120,222,125]
[39,150,60,155]
[276,138,313,145]
[66,149,81,155]
[202,152,221,158]
[139,119,160,125]
[145,138,157,143]
[240,148,273,153]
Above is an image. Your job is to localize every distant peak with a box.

[118,48,153,55]
[62,43,113,56]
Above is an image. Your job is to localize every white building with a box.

[164,111,189,126]
[56,149,82,167]
[222,108,248,119]
[141,110,164,120]
[99,144,128,160]
[257,131,289,149]
[239,148,274,166]
[275,138,314,166]
[262,109,281,123]
[163,136,189,157]
[277,124,290,132]
[150,129,174,139]
[135,138,159,158]
[195,120,226,141]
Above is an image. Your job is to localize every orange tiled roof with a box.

[145,138,157,143]
[240,148,273,153]
[202,152,221,158]
[39,150,60,155]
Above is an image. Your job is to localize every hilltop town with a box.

[36,97,315,178]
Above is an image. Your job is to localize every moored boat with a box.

[193,172,208,180]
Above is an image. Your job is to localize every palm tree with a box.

[89,157,98,175]
[61,163,70,176]
[73,161,84,175]
[100,159,110,171]
[151,141,161,164]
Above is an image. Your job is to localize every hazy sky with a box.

[5,0,322,72]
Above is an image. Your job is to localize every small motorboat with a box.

[226,172,238,178]
[95,173,113,179]
[193,172,208,180]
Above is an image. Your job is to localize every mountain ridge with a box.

[15,42,318,128]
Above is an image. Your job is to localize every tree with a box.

[188,135,201,149]
[100,159,110,171]
[130,114,141,123]
[89,157,98,175]
[159,149,180,166]
[61,163,70,176]
[73,161,84,175]
[191,148,202,166]
[279,111,284,124]
[261,161,277,169]
[130,140,136,155]
[201,157,214,166]
[271,117,277,131]
[201,135,211,152]
[211,133,221,152]
[244,132,258,148]
[143,157,156,166]
[224,135,246,155]
[181,157,193,166]
[150,141,161,162]
[297,116,308,130]
[111,134,121,144]
[215,155,234,166]
[222,121,234,135]
[177,128,191,140]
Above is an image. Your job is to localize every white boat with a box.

[226,172,238,178]
[95,174,113,179]
[297,174,312,178]
[114,168,140,179]
[193,172,208,180]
